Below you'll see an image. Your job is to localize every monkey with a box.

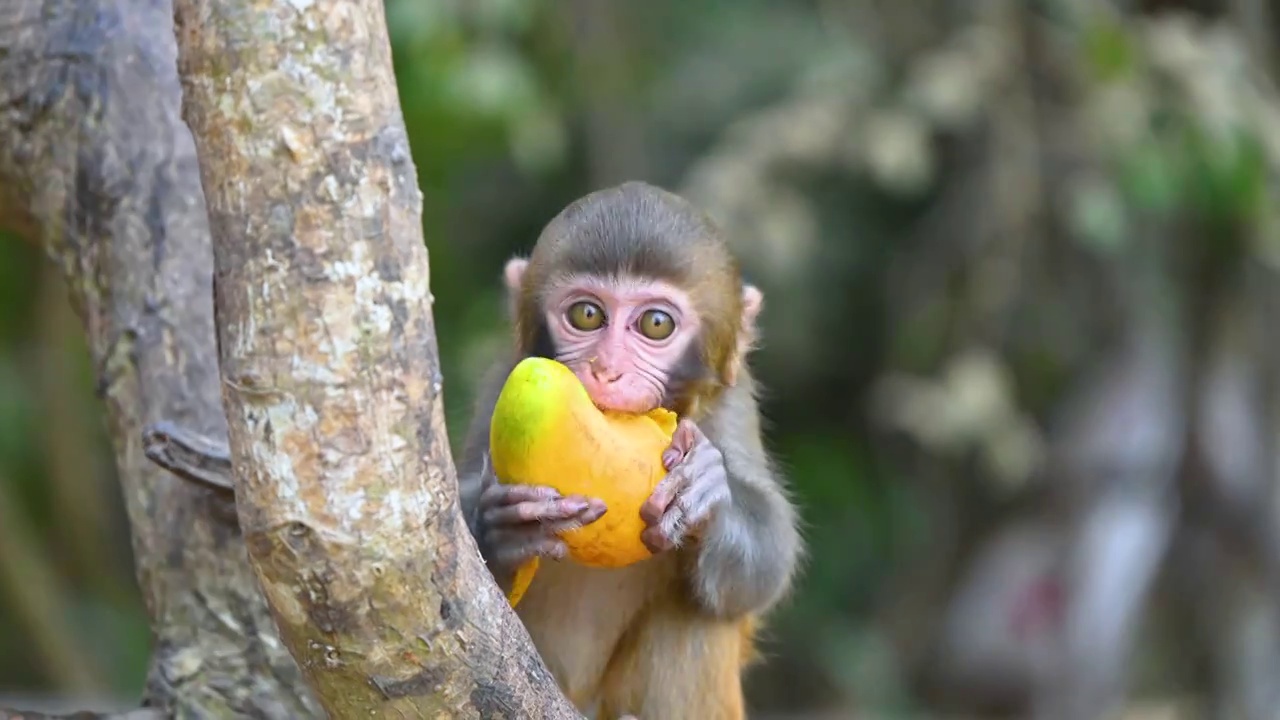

[456,181,802,720]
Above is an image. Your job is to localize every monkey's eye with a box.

[566,301,606,331]
[636,309,676,340]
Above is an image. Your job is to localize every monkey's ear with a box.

[739,284,763,350]
[741,284,763,328]
[503,257,529,319]
[726,284,764,387]
[504,257,529,292]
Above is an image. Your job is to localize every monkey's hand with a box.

[639,419,731,553]
[476,481,607,584]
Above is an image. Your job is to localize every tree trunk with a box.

[0,1,319,717]
[172,0,581,717]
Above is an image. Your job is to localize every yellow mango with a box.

[489,357,677,606]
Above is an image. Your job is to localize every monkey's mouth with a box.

[589,395,659,416]
[580,377,663,416]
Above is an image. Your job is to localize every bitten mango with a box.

[489,357,677,606]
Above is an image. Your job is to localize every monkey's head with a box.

[504,181,762,418]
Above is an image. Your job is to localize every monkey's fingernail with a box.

[564,499,589,513]
[641,529,670,554]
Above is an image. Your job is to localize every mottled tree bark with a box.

[0,710,162,720]
[173,0,581,717]
[0,1,319,718]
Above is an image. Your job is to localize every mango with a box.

[489,357,678,606]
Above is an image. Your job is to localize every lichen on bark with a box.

[173,0,581,716]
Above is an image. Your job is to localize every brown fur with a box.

[459,182,801,720]
[514,548,754,719]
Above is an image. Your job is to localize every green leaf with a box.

[1084,19,1135,82]
[1120,138,1181,213]
[1176,124,1265,239]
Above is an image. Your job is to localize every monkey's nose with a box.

[590,364,622,384]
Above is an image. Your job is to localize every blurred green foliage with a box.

[2,0,1279,716]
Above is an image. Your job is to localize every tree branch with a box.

[173,0,582,716]
[0,710,162,720]
[142,421,235,496]
[0,0,319,715]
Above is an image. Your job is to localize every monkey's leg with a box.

[598,603,746,720]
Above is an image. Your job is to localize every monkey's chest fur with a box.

[515,553,682,706]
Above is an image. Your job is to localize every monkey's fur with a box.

[458,182,802,719]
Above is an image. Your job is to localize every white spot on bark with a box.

[333,487,366,522]
[366,303,392,334]
[382,489,404,530]
[235,298,258,358]
[354,274,393,333]
[330,240,368,280]
[354,273,378,298]
[290,356,342,384]
[280,125,306,162]
[240,398,311,517]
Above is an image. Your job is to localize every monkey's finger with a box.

[527,502,607,534]
[479,483,562,509]
[676,478,730,530]
[541,516,592,535]
[684,450,728,493]
[641,524,676,554]
[641,500,689,551]
[639,472,686,525]
[489,531,569,566]
[492,484,565,503]
[661,446,683,471]
[484,497,589,526]
[662,420,701,470]
[582,496,608,519]
[573,497,608,526]
[668,446,729,518]
[489,502,605,536]
[660,503,689,545]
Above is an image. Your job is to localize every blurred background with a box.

[3,0,1280,717]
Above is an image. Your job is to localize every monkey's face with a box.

[542,273,701,414]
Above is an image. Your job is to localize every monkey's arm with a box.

[689,379,803,620]
[457,359,511,537]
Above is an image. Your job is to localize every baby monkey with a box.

[458,181,801,720]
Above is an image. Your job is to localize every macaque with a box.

[457,182,802,719]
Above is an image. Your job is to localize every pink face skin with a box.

[543,274,701,414]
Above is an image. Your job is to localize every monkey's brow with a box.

[555,272,688,300]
